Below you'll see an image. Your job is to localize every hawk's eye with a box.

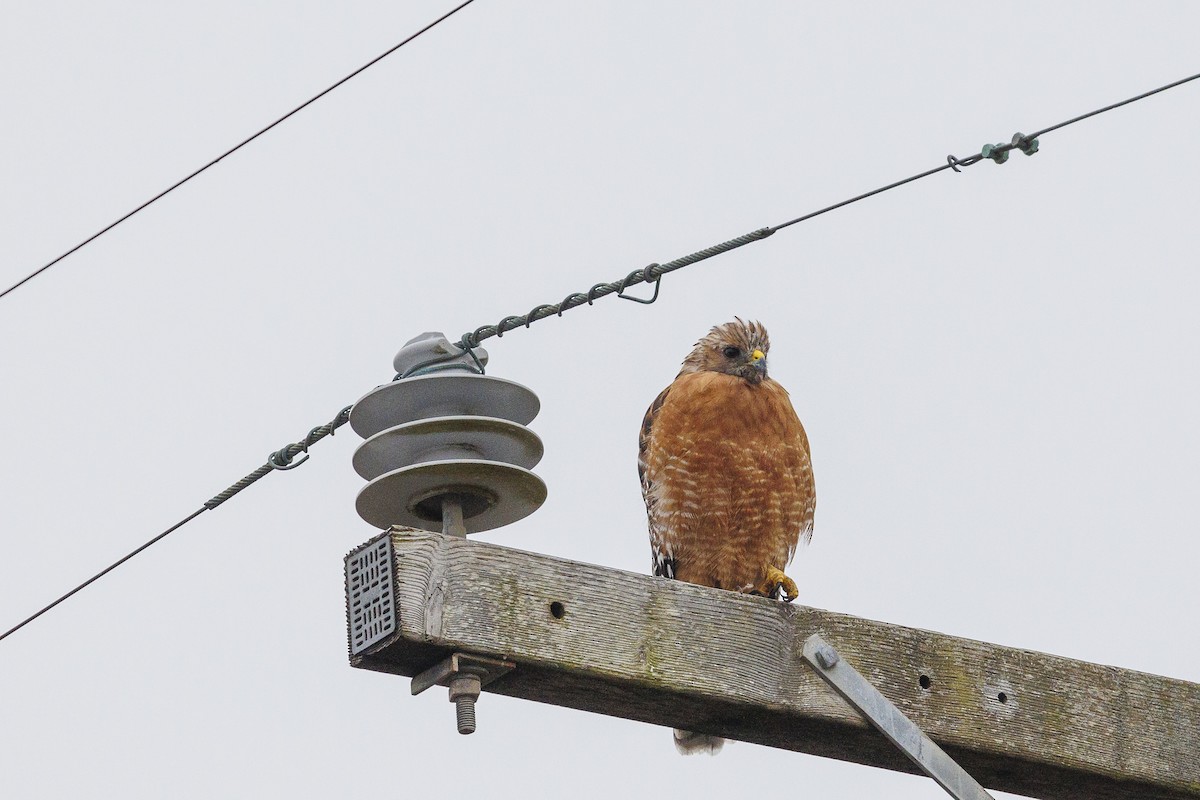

[722,346,741,359]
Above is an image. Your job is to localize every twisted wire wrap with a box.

[204,405,353,509]
[458,228,774,350]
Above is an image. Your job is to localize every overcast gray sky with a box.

[2,2,1198,798]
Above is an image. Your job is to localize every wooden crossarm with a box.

[348,530,1200,800]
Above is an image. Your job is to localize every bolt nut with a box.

[814,644,840,670]
[448,673,482,702]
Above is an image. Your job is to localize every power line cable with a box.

[2,68,1196,644]
[0,407,351,644]
[1026,70,1200,139]
[457,70,1199,350]
[0,509,206,644]
[0,0,477,304]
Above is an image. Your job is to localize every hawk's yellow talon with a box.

[764,566,798,603]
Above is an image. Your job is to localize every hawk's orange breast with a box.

[642,371,814,592]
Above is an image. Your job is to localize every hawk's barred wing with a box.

[639,385,675,579]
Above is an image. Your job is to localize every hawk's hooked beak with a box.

[750,348,767,376]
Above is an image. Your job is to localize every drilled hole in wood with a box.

[549,601,566,619]
[997,691,1008,704]
[919,674,932,690]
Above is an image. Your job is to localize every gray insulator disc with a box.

[350,374,540,439]
[352,416,544,481]
[356,459,547,533]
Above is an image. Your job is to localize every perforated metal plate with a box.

[345,535,396,656]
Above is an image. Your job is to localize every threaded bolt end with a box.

[448,672,482,734]
[455,695,477,734]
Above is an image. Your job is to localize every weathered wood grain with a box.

[350,530,1200,800]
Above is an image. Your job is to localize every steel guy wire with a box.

[0,0,477,304]
[456,69,1199,352]
[0,508,206,645]
[1026,70,1200,139]
[0,406,352,644]
[2,68,1197,645]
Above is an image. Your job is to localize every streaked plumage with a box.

[638,319,815,755]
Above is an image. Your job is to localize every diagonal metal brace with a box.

[802,634,995,800]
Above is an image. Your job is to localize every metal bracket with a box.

[411,652,515,735]
[802,634,995,800]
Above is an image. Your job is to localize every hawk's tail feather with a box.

[673,729,725,755]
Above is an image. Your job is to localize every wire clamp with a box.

[981,143,1010,165]
[1011,131,1039,156]
[268,445,309,471]
[458,343,487,374]
[459,330,485,351]
[617,265,662,305]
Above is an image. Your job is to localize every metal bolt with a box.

[814,643,840,670]
[448,673,482,734]
[454,694,476,733]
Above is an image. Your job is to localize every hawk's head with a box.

[678,318,771,385]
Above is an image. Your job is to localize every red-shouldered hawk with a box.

[638,318,815,755]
